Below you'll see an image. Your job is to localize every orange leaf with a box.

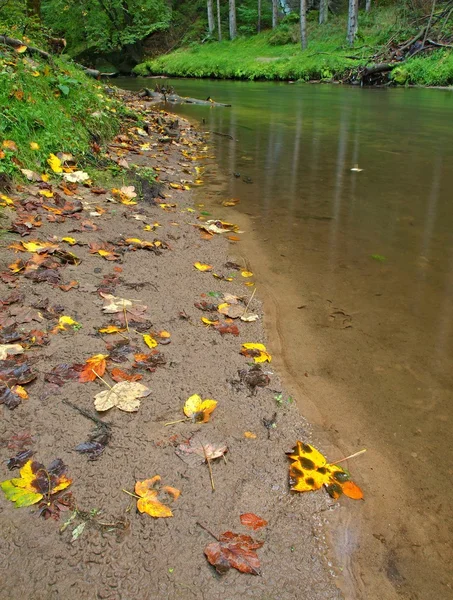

[240,513,268,531]
[134,475,180,518]
[79,354,108,382]
[341,480,364,500]
[110,368,143,383]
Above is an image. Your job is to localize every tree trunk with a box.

[26,0,41,18]
[365,0,371,11]
[257,0,262,33]
[300,0,307,50]
[216,0,222,41]
[207,0,215,34]
[319,0,329,24]
[272,0,278,29]
[347,0,359,46]
[229,0,237,39]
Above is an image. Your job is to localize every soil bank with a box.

[0,93,345,599]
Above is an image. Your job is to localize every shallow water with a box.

[116,77,453,599]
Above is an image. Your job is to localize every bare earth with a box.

[0,97,342,600]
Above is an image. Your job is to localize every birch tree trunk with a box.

[217,0,222,41]
[347,0,359,46]
[365,0,371,11]
[257,0,262,32]
[229,0,237,39]
[272,0,278,29]
[207,0,215,34]
[319,0,329,24]
[300,0,307,50]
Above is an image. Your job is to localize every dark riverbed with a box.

[116,77,453,599]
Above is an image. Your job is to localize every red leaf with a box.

[110,368,143,383]
[204,531,264,575]
[240,513,268,531]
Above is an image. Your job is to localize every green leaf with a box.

[0,480,43,507]
[57,84,70,96]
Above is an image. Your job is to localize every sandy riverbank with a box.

[0,93,344,599]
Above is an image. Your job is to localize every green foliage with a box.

[41,0,171,55]
[134,5,453,86]
[0,46,121,180]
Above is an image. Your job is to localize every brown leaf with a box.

[110,368,143,383]
[204,531,264,575]
[175,435,227,468]
[240,513,268,531]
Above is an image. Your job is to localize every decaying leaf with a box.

[98,325,127,335]
[240,343,272,364]
[176,435,227,468]
[56,315,80,331]
[94,381,150,412]
[218,303,245,319]
[1,459,71,508]
[286,442,364,500]
[240,513,268,531]
[183,394,217,423]
[134,475,180,518]
[204,531,264,575]
[110,368,142,383]
[100,293,132,313]
[143,334,158,348]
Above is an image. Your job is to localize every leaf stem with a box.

[122,488,140,500]
[242,287,257,319]
[333,448,367,465]
[202,444,215,492]
[196,521,219,541]
[164,418,189,426]
[92,369,112,389]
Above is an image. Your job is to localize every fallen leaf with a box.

[7,449,34,470]
[183,394,217,423]
[244,432,257,439]
[0,344,24,360]
[47,154,63,173]
[204,531,264,575]
[100,293,133,313]
[241,343,272,363]
[134,475,180,518]
[99,325,127,335]
[56,315,80,331]
[176,435,227,467]
[62,171,89,183]
[110,368,142,383]
[240,513,268,531]
[201,317,220,326]
[79,354,108,382]
[287,441,364,500]
[44,363,82,385]
[94,381,150,412]
[194,262,213,272]
[218,303,245,319]
[143,334,158,349]
[0,459,71,508]
[241,271,253,278]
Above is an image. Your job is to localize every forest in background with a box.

[1,1,453,82]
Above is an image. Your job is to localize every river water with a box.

[115,77,453,600]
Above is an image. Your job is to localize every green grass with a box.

[134,7,453,86]
[0,45,124,182]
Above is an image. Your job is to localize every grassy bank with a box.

[0,41,124,185]
[134,7,453,86]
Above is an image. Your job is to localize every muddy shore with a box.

[0,95,344,599]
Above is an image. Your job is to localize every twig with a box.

[196,521,219,541]
[62,399,112,429]
[423,0,437,47]
[202,445,215,492]
[92,369,112,389]
[207,131,235,140]
[242,288,257,319]
[332,448,367,465]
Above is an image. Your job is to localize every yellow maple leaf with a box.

[134,475,180,518]
[240,343,272,364]
[1,459,72,508]
[56,315,80,331]
[99,325,127,334]
[183,394,217,423]
[194,262,213,272]
[38,190,54,198]
[143,334,158,348]
[47,153,63,173]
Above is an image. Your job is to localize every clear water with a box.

[116,77,453,599]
